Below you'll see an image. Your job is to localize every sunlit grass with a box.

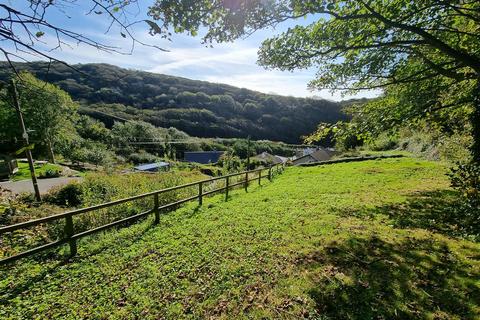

[1,158,478,319]
[11,161,64,181]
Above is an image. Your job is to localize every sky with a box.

[2,1,379,101]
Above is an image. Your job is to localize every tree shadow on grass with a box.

[298,235,480,319]
[0,217,157,303]
[342,190,479,241]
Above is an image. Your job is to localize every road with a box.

[0,177,82,195]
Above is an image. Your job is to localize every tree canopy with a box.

[0,72,77,163]
[147,0,480,159]
[0,1,166,68]
[0,62,347,143]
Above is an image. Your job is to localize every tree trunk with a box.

[471,78,480,163]
[47,139,56,164]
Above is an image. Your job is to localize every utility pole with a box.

[246,135,251,170]
[10,80,41,202]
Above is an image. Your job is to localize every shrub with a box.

[38,168,61,179]
[447,162,480,237]
[398,127,471,163]
[45,182,84,207]
[85,147,113,167]
[367,133,398,151]
[128,151,159,165]
[218,152,243,173]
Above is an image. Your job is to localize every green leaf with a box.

[145,20,162,34]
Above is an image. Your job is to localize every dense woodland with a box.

[0,62,349,143]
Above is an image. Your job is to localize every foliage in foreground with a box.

[1,158,479,319]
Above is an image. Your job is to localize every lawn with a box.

[11,162,64,181]
[1,157,479,319]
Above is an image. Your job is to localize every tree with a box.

[76,115,111,142]
[148,0,480,160]
[0,1,165,69]
[1,72,77,163]
[111,120,168,156]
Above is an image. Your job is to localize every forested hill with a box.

[0,62,351,143]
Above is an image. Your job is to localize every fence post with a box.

[244,172,248,191]
[198,182,203,206]
[225,176,229,201]
[153,193,160,224]
[258,169,261,186]
[65,214,77,257]
[268,166,272,181]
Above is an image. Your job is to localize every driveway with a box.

[0,177,83,195]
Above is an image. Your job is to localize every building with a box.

[253,152,288,165]
[253,152,281,165]
[274,155,289,164]
[184,151,224,164]
[295,147,318,158]
[134,162,170,172]
[292,148,334,166]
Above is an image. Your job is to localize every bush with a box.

[447,162,480,237]
[128,151,159,165]
[218,152,243,173]
[45,182,84,206]
[398,127,471,163]
[84,146,114,167]
[38,168,61,179]
[367,133,398,151]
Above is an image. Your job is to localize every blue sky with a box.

[3,1,379,100]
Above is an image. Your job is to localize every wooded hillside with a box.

[0,62,350,143]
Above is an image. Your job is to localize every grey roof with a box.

[293,148,333,163]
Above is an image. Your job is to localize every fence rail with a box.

[0,164,285,265]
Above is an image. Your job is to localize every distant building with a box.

[253,152,288,165]
[184,151,224,164]
[292,148,334,166]
[295,147,318,158]
[134,162,170,172]
[274,155,289,164]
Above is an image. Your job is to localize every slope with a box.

[1,157,479,319]
[0,62,350,143]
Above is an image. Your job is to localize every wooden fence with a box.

[0,164,285,265]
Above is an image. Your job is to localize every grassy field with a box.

[11,162,64,181]
[1,157,479,319]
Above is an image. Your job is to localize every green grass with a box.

[12,162,64,181]
[1,158,479,319]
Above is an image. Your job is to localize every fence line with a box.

[0,164,285,265]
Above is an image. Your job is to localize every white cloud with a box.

[3,10,380,101]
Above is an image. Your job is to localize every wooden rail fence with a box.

[0,164,285,265]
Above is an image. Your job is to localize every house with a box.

[295,147,318,158]
[134,162,170,172]
[292,148,334,166]
[252,152,285,165]
[184,151,224,164]
[0,155,18,179]
[274,155,289,164]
